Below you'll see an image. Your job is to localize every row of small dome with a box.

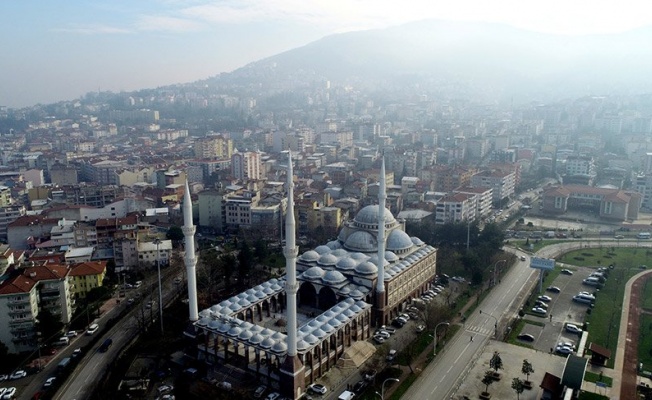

[195,298,370,354]
[384,245,437,280]
[200,278,285,317]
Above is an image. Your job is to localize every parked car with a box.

[555,345,573,355]
[1,387,16,399]
[307,384,328,395]
[265,392,280,400]
[373,335,386,344]
[517,333,535,342]
[353,380,368,394]
[415,324,425,333]
[531,307,547,315]
[10,370,27,380]
[565,324,583,334]
[363,369,377,381]
[534,301,548,309]
[386,349,397,362]
[560,269,574,275]
[558,341,575,350]
[546,286,561,293]
[254,385,267,398]
[65,330,78,338]
[520,256,526,261]
[374,330,390,339]
[379,326,396,334]
[537,295,552,303]
[0,374,8,382]
[158,384,174,394]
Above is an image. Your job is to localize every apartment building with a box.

[471,170,516,206]
[435,193,477,225]
[231,152,262,181]
[68,261,107,299]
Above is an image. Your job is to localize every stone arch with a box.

[318,286,337,311]
[298,282,318,308]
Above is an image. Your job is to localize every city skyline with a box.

[2,0,652,108]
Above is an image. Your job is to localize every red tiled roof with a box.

[69,261,107,276]
[0,274,37,294]
[22,264,69,281]
[8,215,59,228]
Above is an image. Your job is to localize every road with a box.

[404,240,652,399]
[403,247,538,399]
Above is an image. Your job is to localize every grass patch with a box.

[578,391,609,400]
[638,314,652,370]
[388,373,418,400]
[584,371,613,387]
[642,279,652,310]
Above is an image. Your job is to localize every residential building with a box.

[68,261,107,299]
[231,152,262,181]
[435,193,476,224]
[471,169,516,206]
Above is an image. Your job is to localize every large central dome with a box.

[353,205,396,227]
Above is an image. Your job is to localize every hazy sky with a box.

[1,0,651,108]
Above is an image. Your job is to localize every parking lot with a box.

[517,264,602,356]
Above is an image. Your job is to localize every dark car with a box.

[353,380,368,394]
[517,333,535,342]
[546,286,561,293]
[560,269,573,275]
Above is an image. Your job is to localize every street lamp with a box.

[480,310,497,337]
[154,238,164,335]
[375,378,399,400]
[433,322,450,356]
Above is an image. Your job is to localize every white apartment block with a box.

[231,152,262,181]
[454,186,494,220]
[565,156,596,177]
[471,170,516,205]
[435,193,476,225]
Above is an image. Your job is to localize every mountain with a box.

[219,19,652,102]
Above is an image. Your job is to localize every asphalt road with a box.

[403,247,538,399]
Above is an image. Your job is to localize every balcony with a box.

[41,286,59,295]
[8,298,31,305]
[9,316,35,325]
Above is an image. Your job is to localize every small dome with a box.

[349,252,369,260]
[297,339,310,351]
[304,334,319,344]
[385,251,399,262]
[336,257,357,270]
[271,331,285,340]
[337,286,352,295]
[208,319,221,330]
[350,290,364,300]
[300,250,320,262]
[327,240,342,250]
[249,333,264,344]
[318,253,338,266]
[239,330,253,340]
[355,261,378,275]
[303,266,326,280]
[331,249,348,257]
[336,313,348,323]
[321,323,335,333]
[247,294,258,303]
[272,340,288,353]
[387,230,413,252]
[323,270,347,284]
[238,298,250,307]
[367,254,389,267]
[344,231,377,252]
[197,317,210,327]
[314,245,331,254]
[261,337,276,349]
[412,237,425,245]
[217,321,230,333]
[354,205,396,226]
[313,328,327,338]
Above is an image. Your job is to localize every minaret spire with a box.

[280,150,305,398]
[182,180,199,322]
[374,154,388,327]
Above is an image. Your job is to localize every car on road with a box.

[308,383,328,395]
[537,295,552,303]
[158,384,174,394]
[65,330,78,337]
[531,307,547,315]
[555,345,573,355]
[71,348,82,358]
[1,387,16,399]
[43,377,57,388]
[520,256,526,261]
[565,324,583,334]
[363,369,377,381]
[265,392,280,400]
[9,370,27,380]
[415,324,425,333]
[517,333,535,342]
[254,385,267,398]
[560,269,573,275]
[546,286,561,293]
[373,335,386,344]
[614,235,625,239]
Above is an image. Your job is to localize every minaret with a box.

[280,150,305,399]
[375,155,387,326]
[182,180,199,322]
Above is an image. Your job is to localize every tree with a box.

[512,377,525,399]
[167,226,184,243]
[36,309,64,342]
[490,351,503,374]
[237,241,253,279]
[481,371,494,395]
[521,359,534,382]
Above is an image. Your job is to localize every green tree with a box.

[490,351,503,374]
[512,377,525,399]
[254,238,269,261]
[237,241,252,279]
[481,371,494,395]
[167,226,184,242]
[522,359,534,382]
[36,309,64,342]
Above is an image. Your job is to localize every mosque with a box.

[182,155,438,399]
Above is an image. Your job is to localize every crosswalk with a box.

[464,326,494,337]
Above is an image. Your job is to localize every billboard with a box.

[530,257,555,271]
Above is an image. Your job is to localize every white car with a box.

[158,384,174,394]
[537,295,552,303]
[375,330,390,339]
[265,392,280,400]
[9,370,27,380]
[556,345,573,355]
[44,377,57,387]
[531,307,547,315]
[373,335,386,344]
[558,341,575,350]
[566,324,583,334]
[1,387,16,399]
[308,383,328,394]
[65,330,78,338]
[0,374,7,382]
